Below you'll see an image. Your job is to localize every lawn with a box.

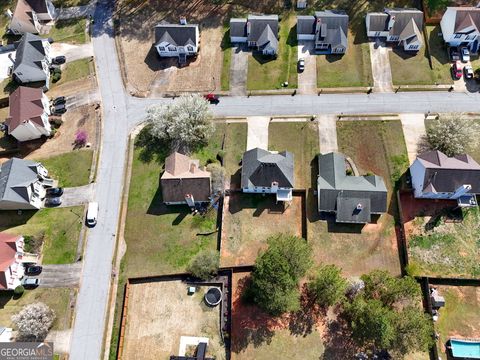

[53,58,92,87]
[268,122,319,189]
[246,13,297,90]
[53,0,91,7]
[37,150,93,187]
[0,206,84,264]
[426,25,454,85]
[0,288,71,330]
[435,285,480,360]
[46,18,87,44]
[221,29,232,91]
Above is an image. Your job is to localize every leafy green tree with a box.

[187,249,220,280]
[392,306,434,356]
[308,264,347,307]
[250,234,312,315]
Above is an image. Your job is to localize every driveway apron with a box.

[369,40,393,93]
[230,45,248,96]
[297,41,317,94]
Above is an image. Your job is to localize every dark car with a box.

[45,197,62,207]
[22,278,39,289]
[52,56,66,65]
[449,47,460,61]
[53,103,67,115]
[46,187,63,197]
[25,265,42,276]
[52,96,66,106]
[204,94,219,104]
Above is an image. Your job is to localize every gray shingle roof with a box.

[154,23,198,47]
[336,195,372,223]
[13,33,47,81]
[366,8,423,37]
[367,13,389,32]
[317,153,388,223]
[241,148,294,189]
[452,8,480,33]
[298,11,348,49]
[257,24,278,50]
[0,158,40,206]
[230,18,247,37]
[26,0,48,14]
[296,15,316,35]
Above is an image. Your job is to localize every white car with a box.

[297,58,305,72]
[461,47,470,63]
[86,202,98,227]
[464,65,474,79]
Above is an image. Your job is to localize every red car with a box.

[452,61,463,80]
[204,94,219,104]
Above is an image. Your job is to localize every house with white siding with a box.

[440,7,480,53]
[0,233,25,291]
[230,15,279,56]
[154,19,199,65]
[9,0,56,35]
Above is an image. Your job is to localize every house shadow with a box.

[325,54,344,63]
[229,168,242,190]
[0,210,37,232]
[391,47,423,61]
[287,24,297,48]
[252,51,276,65]
[427,25,450,66]
[146,184,190,225]
[144,46,178,72]
[228,193,287,217]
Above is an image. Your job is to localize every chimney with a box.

[388,15,396,31]
[452,184,472,199]
[189,163,196,173]
[356,203,363,211]
[185,194,195,208]
[180,16,187,25]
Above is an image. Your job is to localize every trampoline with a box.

[204,287,222,306]
[450,338,480,359]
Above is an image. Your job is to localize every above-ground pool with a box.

[450,338,480,359]
[204,287,222,306]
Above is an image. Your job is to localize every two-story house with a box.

[440,7,480,53]
[297,11,349,54]
[410,150,480,207]
[12,33,52,88]
[6,86,51,142]
[241,147,294,202]
[0,158,53,210]
[230,15,279,56]
[0,233,25,291]
[366,8,424,51]
[154,19,199,65]
[9,0,56,35]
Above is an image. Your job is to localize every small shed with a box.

[430,289,445,308]
[297,0,307,9]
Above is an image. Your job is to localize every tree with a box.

[426,113,480,156]
[308,264,347,307]
[12,302,55,341]
[146,94,214,152]
[75,130,88,147]
[250,234,312,315]
[187,249,220,280]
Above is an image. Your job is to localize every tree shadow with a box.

[288,284,325,337]
[321,311,357,360]
[134,125,170,164]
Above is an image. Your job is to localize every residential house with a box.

[12,33,52,87]
[230,15,279,55]
[297,11,349,54]
[161,152,211,206]
[0,233,25,291]
[154,19,199,65]
[317,152,388,224]
[0,158,53,210]
[409,150,480,207]
[241,147,294,202]
[440,7,480,53]
[6,86,51,142]
[9,0,56,35]
[365,8,424,51]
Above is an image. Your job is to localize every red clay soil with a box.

[399,191,457,224]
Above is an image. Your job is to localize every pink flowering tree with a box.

[75,130,88,147]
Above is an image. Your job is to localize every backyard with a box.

[246,13,297,90]
[121,280,226,360]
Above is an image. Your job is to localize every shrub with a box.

[75,130,88,147]
[308,264,348,307]
[187,249,220,280]
[13,285,24,297]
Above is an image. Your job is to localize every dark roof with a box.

[336,195,372,223]
[154,23,198,47]
[452,8,480,33]
[317,153,388,223]
[298,11,348,48]
[367,8,423,38]
[0,158,41,205]
[296,15,316,35]
[13,33,48,80]
[241,148,294,189]
[247,15,279,42]
[25,0,48,14]
[367,13,389,32]
[417,150,480,193]
[230,18,247,37]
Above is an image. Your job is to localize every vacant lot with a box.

[434,285,480,360]
[122,280,225,360]
[246,13,297,90]
[46,18,87,44]
[221,193,303,267]
[268,121,319,189]
[426,26,454,85]
[0,206,84,264]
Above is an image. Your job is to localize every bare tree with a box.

[146,94,214,152]
[425,113,480,156]
[12,302,55,341]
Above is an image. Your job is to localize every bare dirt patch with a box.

[122,280,226,360]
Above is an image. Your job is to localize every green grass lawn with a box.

[0,206,84,264]
[268,122,319,189]
[426,25,454,85]
[53,0,91,7]
[435,285,480,360]
[0,288,71,330]
[37,150,93,188]
[52,58,93,88]
[46,18,87,44]
[247,13,297,90]
[389,46,437,86]
[221,29,232,91]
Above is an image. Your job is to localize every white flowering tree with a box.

[426,113,479,156]
[12,302,55,341]
[146,94,214,152]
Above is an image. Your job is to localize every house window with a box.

[158,46,165,51]
[374,31,381,37]
[454,34,462,39]
[168,46,176,51]
[187,46,194,52]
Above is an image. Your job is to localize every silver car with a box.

[461,47,470,63]
[298,58,305,72]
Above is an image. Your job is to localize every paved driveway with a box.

[30,263,81,288]
[246,116,270,150]
[318,114,338,153]
[399,113,427,164]
[297,41,316,94]
[230,45,248,96]
[51,43,94,63]
[59,184,95,208]
[369,40,393,93]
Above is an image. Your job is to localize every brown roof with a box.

[0,233,20,290]
[161,152,211,203]
[12,0,36,28]
[6,86,46,132]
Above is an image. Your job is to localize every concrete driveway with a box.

[230,45,248,96]
[51,43,94,63]
[31,263,81,288]
[399,113,426,164]
[59,184,95,208]
[297,41,316,94]
[246,116,270,150]
[369,40,393,93]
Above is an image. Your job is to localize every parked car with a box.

[203,94,219,104]
[461,47,470,63]
[22,278,39,289]
[464,65,474,79]
[52,56,66,65]
[449,47,460,61]
[45,197,62,207]
[86,202,98,227]
[52,103,67,115]
[46,187,63,197]
[25,265,42,276]
[452,61,463,80]
[52,96,66,106]
[298,58,305,72]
